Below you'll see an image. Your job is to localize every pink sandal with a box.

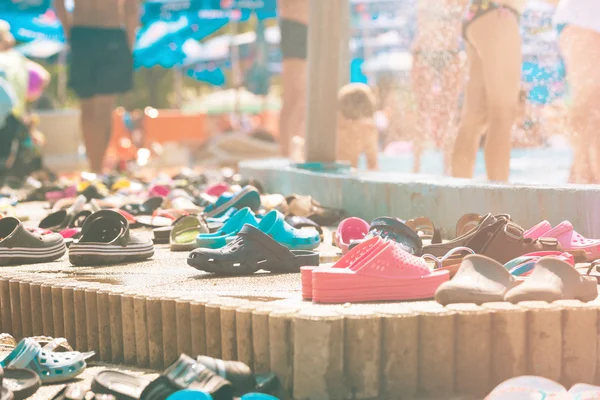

[334,217,369,254]
[524,220,552,239]
[311,241,449,303]
[301,236,385,300]
[205,183,230,197]
[541,221,600,261]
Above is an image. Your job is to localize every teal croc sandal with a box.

[0,338,89,384]
[258,210,321,250]
[166,390,213,399]
[196,208,259,249]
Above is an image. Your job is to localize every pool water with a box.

[363,147,573,185]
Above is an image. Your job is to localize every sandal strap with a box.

[423,247,474,269]
[40,337,72,352]
[2,338,40,369]
[79,210,130,247]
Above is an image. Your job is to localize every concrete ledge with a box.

[239,159,600,238]
[3,273,600,399]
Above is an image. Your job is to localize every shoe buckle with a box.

[503,222,523,241]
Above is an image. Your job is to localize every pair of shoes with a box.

[423,213,562,264]
[526,220,600,261]
[195,209,320,251]
[0,337,91,390]
[302,236,449,303]
[69,210,154,266]
[435,254,598,305]
[188,224,320,276]
[92,354,278,400]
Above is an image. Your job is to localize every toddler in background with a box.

[336,83,379,170]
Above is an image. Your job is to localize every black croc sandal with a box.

[187,224,320,275]
[69,210,154,266]
[348,217,423,255]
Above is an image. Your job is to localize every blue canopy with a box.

[1,10,65,42]
[0,0,53,14]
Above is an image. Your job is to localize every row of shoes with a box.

[0,335,281,400]
[301,212,600,304]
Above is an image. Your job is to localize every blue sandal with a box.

[258,210,320,250]
[196,208,259,249]
[0,338,89,383]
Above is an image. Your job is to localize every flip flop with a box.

[120,196,164,217]
[196,208,259,249]
[434,255,520,306]
[285,195,345,226]
[137,209,189,228]
[170,215,209,252]
[0,338,88,384]
[505,257,598,303]
[0,217,66,266]
[312,240,449,303]
[91,370,150,400]
[188,224,319,275]
[334,217,369,254]
[301,236,386,300]
[69,210,154,266]
[503,251,574,277]
[204,186,261,219]
[4,367,41,400]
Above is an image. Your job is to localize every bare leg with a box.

[411,53,437,173]
[278,0,309,157]
[81,95,116,173]
[560,26,600,184]
[280,59,307,157]
[451,44,488,178]
[470,10,521,181]
[437,52,465,174]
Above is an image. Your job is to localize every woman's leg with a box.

[560,26,600,184]
[451,44,488,178]
[438,52,466,174]
[411,53,437,173]
[467,9,521,182]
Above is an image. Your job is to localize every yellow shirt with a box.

[0,49,28,117]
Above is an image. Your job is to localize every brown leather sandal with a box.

[423,214,562,264]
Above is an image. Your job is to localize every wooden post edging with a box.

[2,277,600,398]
